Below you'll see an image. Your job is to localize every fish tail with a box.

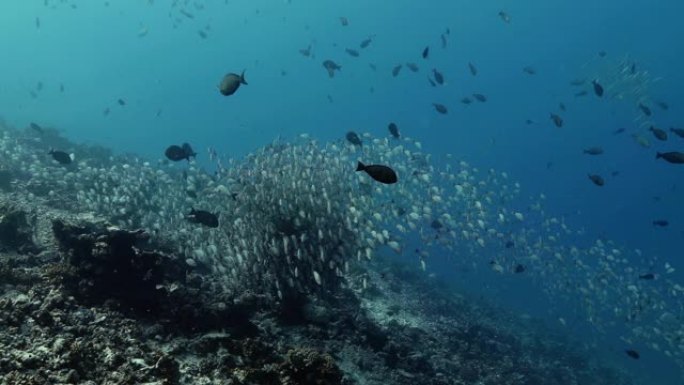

[356,161,365,172]
[241,70,248,85]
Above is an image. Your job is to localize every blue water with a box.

[1,1,683,383]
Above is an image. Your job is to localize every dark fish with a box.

[574,90,588,97]
[588,174,604,186]
[406,62,419,72]
[652,220,669,227]
[165,143,197,162]
[360,37,373,49]
[592,80,604,97]
[392,64,402,77]
[639,273,656,280]
[505,241,515,249]
[559,103,566,111]
[356,161,397,184]
[198,30,207,39]
[656,101,669,110]
[656,152,684,164]
[440,33,447,48]
[472,94,487,103]
[322,60,342,78]
[598,51,607,58]
[431,219,443,230]
[346,131,363,146]
[638,103,652,116]
[299,45,312,57]
[460,97,472,105]
[625,349,640,360]
[49,149,72,165]
[523,66,536,75]
[670,128,684,138]
[339,17,348,26]
[649,126,668,141]
[186,208,219,228]
[550,113,563,127]
[498,11,511,23]
[345,48,360,57]
[422,46,429,59]
[218,70,247,95]
[514,264,525,273]
[388,123,400,139]
[433,103,447,114]
[29,122,43,134]
[117,98,126,106]
[432,69,444,85]
[583,147,604,155]
[613,127,626,135]
[526,119,535,125]
[468,62,478,76]
[630,63,637,74]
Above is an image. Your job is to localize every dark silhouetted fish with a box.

[550,113,563,127]
[339,17,348,26]
[625,349,640,360]
[299,45,312,57]
[422,46,429,59]
[346,131,363,146]
[440,33,447,48]
[322,60,341,78]
[649,126,668,141]
[432,69,444,85]
[652,219,669,227]
[498,11,511,23]
[592,80,604,97]
[559,103,566,111]
[638,103,652,116]
[583,147,604,155]
[117,98,126,106]
[639,273,655,280]
[406,62,419,72]
[671,128,684,138]
[218,70,247,95]
[29,122,43,134]
[345,48,360,57]
[613,127,626,135]
[460,97,473,105]
[523,66,536,75]
[388,123,400,138]
[505,240,515,249]
[598,51,607,57]
[356,161,397,184]
[186,208,219,228]
[360,36,373,48]
[514,264,525,273]
[472,94,487,103]
[468,62,478,76]
[49,149,73,165]
[588,174,604,186]
[165,143,197,162]
[433,103,448,114]
[392,64,402,77]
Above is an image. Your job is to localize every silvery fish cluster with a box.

[1,122,684,373]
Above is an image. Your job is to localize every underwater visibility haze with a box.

[0,1,683,384]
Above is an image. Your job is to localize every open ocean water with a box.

[1,1,683,384]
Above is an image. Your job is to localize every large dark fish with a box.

[165,143,196,162]
[49,149,73,165]
[433,103,448,114]
[592,80,604,97]
[218,70,247,96]
[356,161,397,184]
[588,174,604,186]
[322,60,341,78]
[649,126,668,141]
[186,208,219,228]
[346,131,363,146]
[656,152,684,164]
[388,123,400,138]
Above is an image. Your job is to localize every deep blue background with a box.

[1,1,682,383]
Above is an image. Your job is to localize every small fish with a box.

[460,97,472,105]
[356,161,398,184]
[29,122,43,134]
[186,208,219,228]
[165,143,197,162]
[669,127,684,138]
[36,81,43,92]
[392,64,402,77]
[550,113,563,127]
[559,103,566,111]
[523,66,536,75]
[574,90,588,97]
[433,103,448,114]
[514,264,525,273]
[588,174,604,186]
[639,273,655,280]
[472,94,487,103]
[498,11,511,23]
[322,60,341,78]
[583,147,604,155]
[406,63,419,72]
[624,349,640,360]
[652,220,669,227]
[468,62,478,76]
[299,45,312,57]
[656,152,684,164]
[198,30,207,39]
[592,80,604,97]
[346,131,363,146]
[613,127,626,135]
[218,70,247,95]
[649,126,668,141]
[422,46,429,59]
[59,83,65,93]
[526,119,535,125]
[431,219,443,230]
[598,51,607,58]
[103,107,110,116]
[35,17,40,29]
[638,103,652,116]
[432,69,444,85]
[360,36,373,49]
[656,101,669,110]
[49,149,73,165]
[339,17,348,26]
[440,33,447,49]
[345,48,359,57]
[117,98,126,106]
[388,123,400,138]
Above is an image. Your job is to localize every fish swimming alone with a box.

[356,161,397,184]
[49,149,73,165]
[422,46,429,59]
[186,208,219,228]
[346,131,363,146]
[588,174,604,186]
[433,103,448,114]
[388,123,400,139]
[583,147,604,155]
[218,70,247,96]
[165,143,197,162]
[625,349,640,360]
[592,80,604,97]
[652,219,669,227]
[550,113,563,127]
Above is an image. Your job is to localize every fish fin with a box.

[356,161,365,172]
[240,70,248,85]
